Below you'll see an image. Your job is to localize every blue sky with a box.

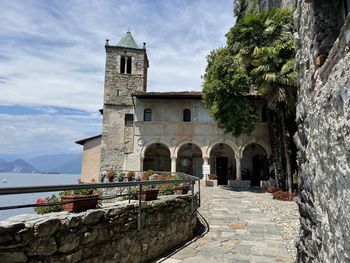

[0,0,235,159]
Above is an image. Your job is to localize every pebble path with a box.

[156,186,300,263]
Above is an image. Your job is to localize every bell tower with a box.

[100,31,149,171]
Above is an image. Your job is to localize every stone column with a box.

[171,157,177,173]
[203,157,209,165]
[236,157,242,180]
[140,157,144,171]
[202,157,209,180]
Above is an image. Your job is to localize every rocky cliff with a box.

[294,0,350,262]
[244,0,296,13]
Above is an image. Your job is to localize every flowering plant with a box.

[34,194,63,214]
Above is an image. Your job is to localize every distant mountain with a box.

[0,159,41,173]
[28,153,82,174]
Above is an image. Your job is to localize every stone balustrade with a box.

[0,195,198,263]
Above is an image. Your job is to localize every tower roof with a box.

[117,31,139,49]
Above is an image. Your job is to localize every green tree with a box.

[203,48,258,136]
[202,8,296,191]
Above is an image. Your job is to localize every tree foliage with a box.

[202,8,296,137]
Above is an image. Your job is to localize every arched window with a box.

[144,108,152,121]
[183,109,191,122]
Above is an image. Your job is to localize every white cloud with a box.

[0,0,235,158]
[0,0,234,111]
[0,112,102,157]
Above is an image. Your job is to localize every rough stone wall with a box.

[245,0,296,14]
[100,45,147,171]
[295,0,350,262]
[0,196,198,263]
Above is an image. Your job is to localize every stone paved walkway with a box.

[156,186,295,263]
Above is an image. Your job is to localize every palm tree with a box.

[230,8,297,192]
[250,41,297,192]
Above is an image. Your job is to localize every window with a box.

[127,57,132,74]
[183,109,191,122]
[120,56,132,74]
[125,114,133,127]
[144,109,152,121]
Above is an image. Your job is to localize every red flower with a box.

[36,198,47,204]
[91,178,96,183]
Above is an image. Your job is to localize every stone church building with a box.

[76,32,271,186]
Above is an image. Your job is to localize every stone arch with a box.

[142,142,171,172]
[141,138,173,159]
[176,142,203,178]
[205,139,239,159]
[238,139,271,158]
[208,141,237,185]
[173,138,205,158]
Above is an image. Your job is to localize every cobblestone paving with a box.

[156,186,297,263]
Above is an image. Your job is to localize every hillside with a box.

[28,153,82,174]
[0,159,41,173]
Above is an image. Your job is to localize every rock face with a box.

[294,1,350,262]
[0,195,198,263]
[245,0,296,13]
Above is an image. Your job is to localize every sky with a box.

[0,0,235,160]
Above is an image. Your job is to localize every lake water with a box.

[0,173,80,221]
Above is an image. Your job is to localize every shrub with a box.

[34,194,63,214]
[272,190,294,201]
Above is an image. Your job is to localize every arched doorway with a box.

[242,143,269,186]
[176,143,203,178]
[143,143,171,171]
[209,143,235,185]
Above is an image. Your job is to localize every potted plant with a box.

[60,179,99,212]
[157,173,176,195]
[139,171,159,201]
[106,169,116,182]
[126,171,135,181]
[175,183,190,194]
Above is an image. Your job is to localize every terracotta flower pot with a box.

[61,193,99,212]
[139,189,159,201]
[175,186,189,195]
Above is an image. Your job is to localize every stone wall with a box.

[0,195,198,263]
[295,0,350,262]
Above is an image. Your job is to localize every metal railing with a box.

[0,171,201,231]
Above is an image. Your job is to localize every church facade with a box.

[77,32,272,186]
